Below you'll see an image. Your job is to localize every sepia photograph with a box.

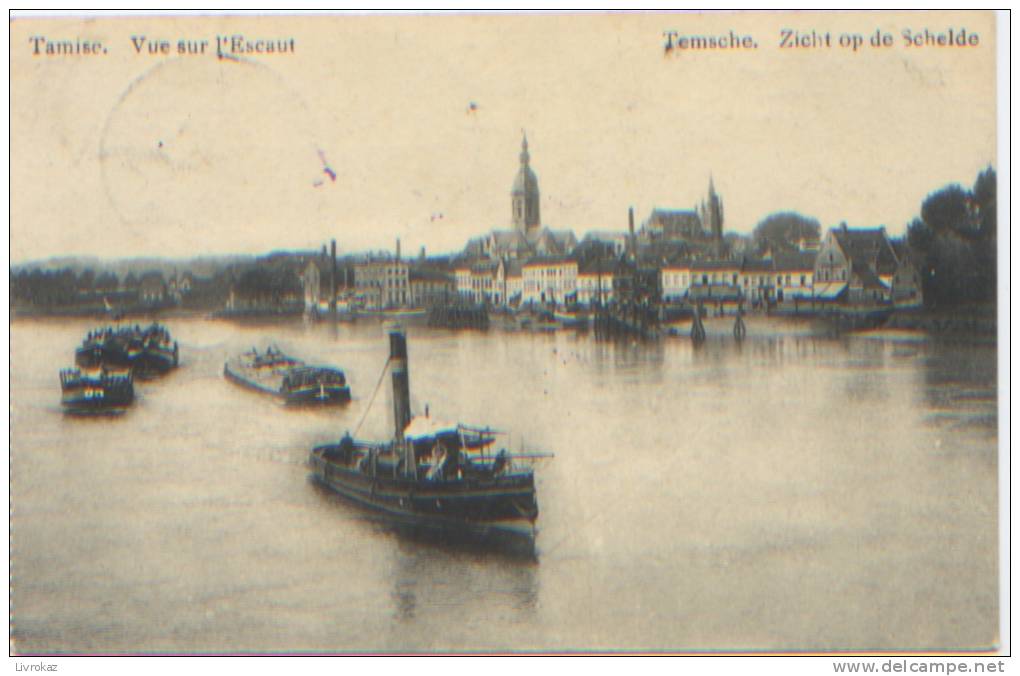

[8,9,1005,660]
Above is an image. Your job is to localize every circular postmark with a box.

[98,55,328,253]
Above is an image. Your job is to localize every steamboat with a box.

[309,328,546,554]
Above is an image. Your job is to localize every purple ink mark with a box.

[317,148,337,182]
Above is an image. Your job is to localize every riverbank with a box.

[883,306,997,339]
[10,304,216,320]
[12,302,999,344]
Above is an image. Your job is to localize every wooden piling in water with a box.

[691,305,706,344]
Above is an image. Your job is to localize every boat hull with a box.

[134,343,178,377]
[223,358,351,406]
[61,392,134,413]
[282,383,352,406]
[309,448,537,553]
[60,373,134,413]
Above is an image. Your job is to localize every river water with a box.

[9,316,999,653]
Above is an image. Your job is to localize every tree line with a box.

[907,166,996,308]
[10,257,306,311]
[10,268,125,307]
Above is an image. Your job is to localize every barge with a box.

[224,346,351,406]
[75,323,178,377]
[59,366,134,413]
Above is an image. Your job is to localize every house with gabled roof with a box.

[453,257,523,307]
[138,271,167,306]
[813,223,899,304]
[890,242,924,309]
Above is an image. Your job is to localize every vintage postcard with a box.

[9,10,1003,659]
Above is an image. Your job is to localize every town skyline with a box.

[10,12,997,263]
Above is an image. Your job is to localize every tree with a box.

[13,268,78,306]
[972,166,996,238]
[77,268,95,294]
[752,212,821,253]
[920,184,973,240]
[971,166,997,302]
[235,265,301,306]
[906,168,997,308]
[236,268,274,302]
[94,272,119,294]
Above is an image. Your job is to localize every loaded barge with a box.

[75,323,178,377]
[224,346,351,406]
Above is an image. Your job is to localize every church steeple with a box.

[705,174,723,243]
[511,131,540,235]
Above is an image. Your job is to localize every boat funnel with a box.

[389,328,411,441]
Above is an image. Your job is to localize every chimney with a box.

[628,207,636,258]
[396,238,401,261]
[389,328,411,442]
[329,239,337,312]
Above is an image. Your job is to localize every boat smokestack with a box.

[389,328,411,441]
[330,239,337,312]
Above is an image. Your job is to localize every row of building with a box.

[451,223,921,310]
[297,134,922,313]
[297,221,921,314]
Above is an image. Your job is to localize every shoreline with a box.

[10,304,998,344]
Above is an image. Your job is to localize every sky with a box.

[9,11,998,263]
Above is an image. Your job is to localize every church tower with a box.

[699,175,724,242]
[511,132,541,236]
[699,175,725,257]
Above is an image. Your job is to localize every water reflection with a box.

[918,342,998,446]
[589,336,665,374]
[389,538,538,624]
[308,479,540,627]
